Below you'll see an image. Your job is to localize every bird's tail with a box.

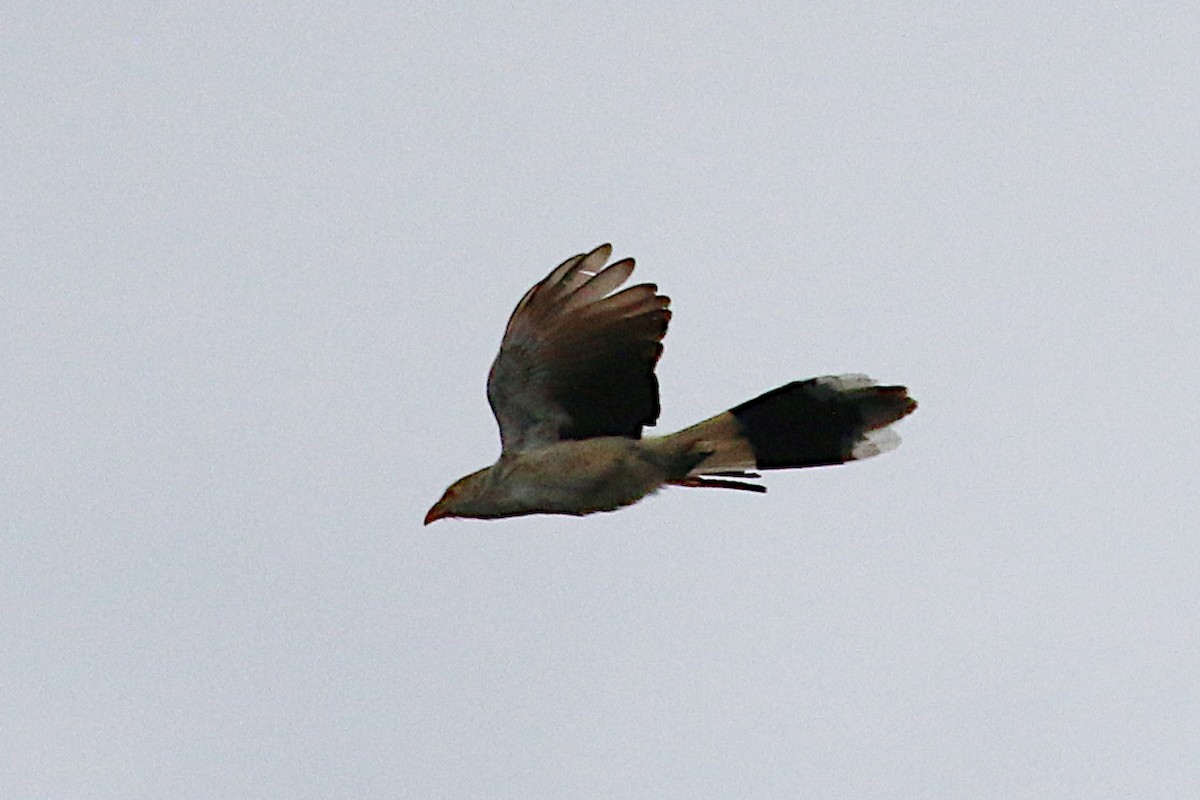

[663,375,917,491]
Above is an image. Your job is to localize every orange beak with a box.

[424,502,449,526]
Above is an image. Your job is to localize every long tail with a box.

[665,375,917,491]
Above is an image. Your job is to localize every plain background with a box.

[4,4,1198,798]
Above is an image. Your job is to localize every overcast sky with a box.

[4,4,1198,798]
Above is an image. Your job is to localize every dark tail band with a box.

[729,375,917,470]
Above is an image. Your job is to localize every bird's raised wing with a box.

[486,244,671,453]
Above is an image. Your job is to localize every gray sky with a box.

[4,4,1198,798]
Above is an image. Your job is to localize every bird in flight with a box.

[425,244,916,524]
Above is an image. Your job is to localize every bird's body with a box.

[425,245,917,524]
[437,437,683,519]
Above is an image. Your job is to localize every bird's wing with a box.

[486,244,671,453]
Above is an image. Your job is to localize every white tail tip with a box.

[815,374,876,391]
[851,427,901,459]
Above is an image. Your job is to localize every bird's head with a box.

[424,467,496,525]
